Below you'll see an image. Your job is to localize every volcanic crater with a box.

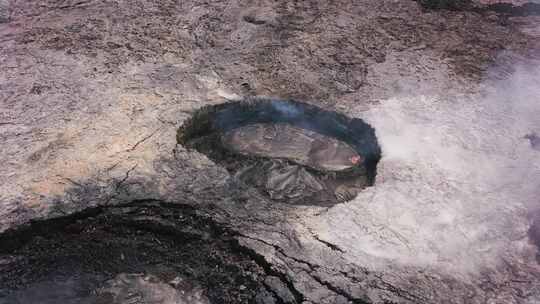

[0,202,288,304]
[177,99,382,206]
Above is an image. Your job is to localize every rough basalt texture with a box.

[1,0,540,303]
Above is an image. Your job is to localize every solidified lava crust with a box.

[0,201,290,304]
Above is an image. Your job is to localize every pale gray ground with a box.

[1,0,540,303]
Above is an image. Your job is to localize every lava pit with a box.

[178,99,381,206]
[0,202,287,304]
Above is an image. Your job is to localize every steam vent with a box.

[177,99,381,206]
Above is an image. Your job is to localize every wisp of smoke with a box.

[311,55,540,279]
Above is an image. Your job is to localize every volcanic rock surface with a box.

[1,0,540,303]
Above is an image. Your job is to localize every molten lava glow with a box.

[350,155,362,165]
